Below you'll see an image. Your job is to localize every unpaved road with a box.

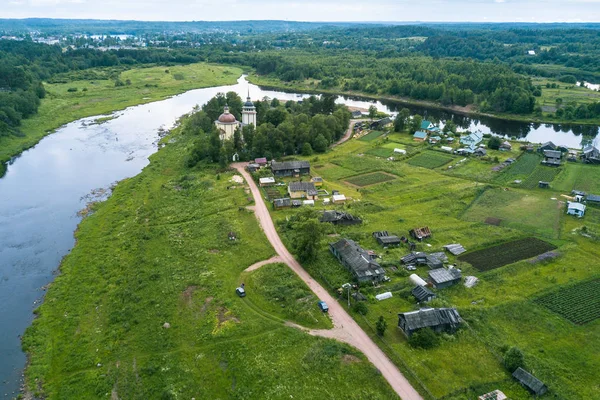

[244,255,283,272]
[233,163,423,400]
[332,119,361,148]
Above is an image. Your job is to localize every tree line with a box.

[184,93,351,167]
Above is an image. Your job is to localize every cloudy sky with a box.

[2,0,599,22]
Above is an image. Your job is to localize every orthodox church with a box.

[214,92,257,141]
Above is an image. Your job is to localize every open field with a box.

[21,126,398,399]
[495,153,540,184]
[521,165,562,189]
[534,278,600,325]
[359,130,386,142]
[407,151,455,169]
[345,171,397,187]
[0,63,242,168]
[458,237,557,271]
[532,76,600,111]
[553,163,600,193]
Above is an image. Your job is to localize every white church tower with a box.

[241,90,257,127]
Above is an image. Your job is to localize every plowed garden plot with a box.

[265,188,283,200]
[534,279,600,325]
[459,237,557,271]
[345,172,397,187]
[521,166,562,189]
[407,152,454,169]
[495,153,540,183]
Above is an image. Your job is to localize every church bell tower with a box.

[241,90,257,127]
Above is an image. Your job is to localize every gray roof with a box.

[428,268,462,284]
[512,368,547,395]
[330,239,384,279]
[412,286,435,302]
[289,181,316,192]
[544,150,562,159]
[540,141,556,149]
[271,160,310,171]
[321,210,362,224]
[586,194,600,202]
[444,244,466,256]
[273,198,291,207]
[398,308,461,331]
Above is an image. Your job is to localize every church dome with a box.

[218,111,237,123]
[244,100,254,107]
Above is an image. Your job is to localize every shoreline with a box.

[247,74,600,127]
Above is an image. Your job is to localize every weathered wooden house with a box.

[273,198,292,209]
[428,267,462,289]
[473,147,487,157]
[271,160,310,177]
[329,238,385,283]
[538,141,557,152]
[411,286,436,303]
[320,210,362,225]
[373,231,401,247]
[288,181,318,199]
[397,307,461,337]
[499,141,512,151]
[582,145,600,164]
[512,368,548,396]
[542,149,562,166]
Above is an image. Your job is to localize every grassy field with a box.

[359,130,386,142]
[521,165,562,189]
[407,151,455,169]
[553,163,600,193]
[532,76,600,111]
[268,127,600,399]
[345,171,397,187]
[21,127,398,399]
[0,63,242,169]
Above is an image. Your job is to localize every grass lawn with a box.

[461,187,562,238]
[553,162,600,193]
[21,127,397,399]
[0,63,242,167]
[359,130,386,142]
[345,171,397,187]
[406,151,455,169]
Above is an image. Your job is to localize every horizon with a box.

[1,0,598,24]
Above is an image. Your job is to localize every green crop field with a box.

[495,153,541,183]
[345,171,397,187]
[359,130,385,142]
[534,279,600,325]
[553,163,600,193]
[521,165,562,189]
[365,147,394,158]
[407,151,454,169]
[459,237,557,271]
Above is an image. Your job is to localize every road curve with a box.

[232,162,423,400]
[331,119,361,148]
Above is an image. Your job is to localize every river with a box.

[0,75,598,396]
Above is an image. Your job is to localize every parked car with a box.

[236,287,246,297]
[405,265,417,271]
[317,301,329,312]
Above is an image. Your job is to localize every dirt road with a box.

[332,119,361,148]
[233,163,423,400]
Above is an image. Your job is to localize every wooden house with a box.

[582,145,600,164]
[538,141,557,152]
[320,210,362,225]
[271,160,310,177]
[512,368,548,396]
[397,307,461,337]
[499,141,512,151]
[460,131,483,148]
[411,286,436,303]
[288,181,318,199]
[259,177,276,187]
[273,198,292,209]
[428,267,462,289]
[329,238,385,283]
[542,149,562,166]
[410,226,432,241]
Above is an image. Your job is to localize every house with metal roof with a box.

[460,131,483,149]
[428,267,462,289]
[320,210,362,225]
[567,202,586,217]
[413,131,428,141]
[288,181,318,199]
[259,177,276,187]
[329,238,385,283]
[271,160,310,177]
[582,144,600,164]
[538,141,557,152]
[273,198,292,209]
[586,194,600,204]
[512,368,548,396]
[254,157,268,166]
[412,286,436,303]
[397,307,461,337]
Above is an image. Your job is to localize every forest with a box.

[184,92,351,166]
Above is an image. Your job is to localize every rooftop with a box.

[289,181,317,192]
[271,160,310,171]
[398,308,461,331]
[428,267,462,284]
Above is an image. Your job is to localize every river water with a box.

[0,75,598,396]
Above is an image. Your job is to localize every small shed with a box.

[499,141,512,151]
[538,181,550,189]
[473,148,487,157]
[255,157,268,166]
[246,163,260,172]
[441,146,453,153]
[273,198,292,209]
[373,231,401,247]
[311,176,324,187]
[259,177,276,187]
[444,244,466,256]
[512,367,548,396]
[303,199,315,206]
[586,194,600,204]
[410,226,432,241]
[394,148,407,155]
[397,307,461,337]
[412,286,436,303]
[567,201,586,217]
[291,200,302,208]
[428,267,462,289]
[332,194,347,204]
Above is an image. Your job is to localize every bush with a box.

[408,328,440,349]
[67,87,78,92]
[376,316,387,336]
[352,301,368,315]
[173,73,185,81]
[488,136,502,150]
[504,346,525,372]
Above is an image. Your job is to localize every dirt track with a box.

[233,162,423,400]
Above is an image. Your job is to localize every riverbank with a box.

[0,63,243,176]
[20,121,398,399]
[247,73,600,126]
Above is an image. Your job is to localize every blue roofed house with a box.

[460,131,484,149]
[421,120,436,131]
[414,131,428,141]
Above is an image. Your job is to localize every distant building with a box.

[512,368,548,396]
[329,238,385,283]
[499,141,512,151]
[332,194,347,204]
[397,307,461,337]
[271,160,310,177]
[473,148,487,157]
[259,177,276,187]
[460,131,483,149]
[320,210,362,225]
[413,131,428,141]
[527,50,536,55]
[538,141,557,152]
[351,110,363,118]
[255,157,268,166]
[542,149,562,166]
[428,267,462,289]
[311,176,324,187]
